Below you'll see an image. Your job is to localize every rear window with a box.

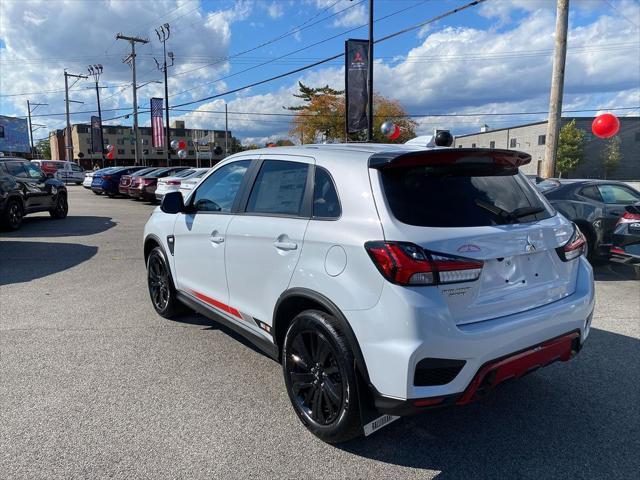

[379,166,552,227]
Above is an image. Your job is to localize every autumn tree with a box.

[287,81,416,143]
[556,120,585,177]
[602,136,622,179]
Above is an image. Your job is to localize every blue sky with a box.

[0,0,638,145]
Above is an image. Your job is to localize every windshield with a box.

[379,167,552,227]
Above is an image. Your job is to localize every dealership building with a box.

[49,120,231,169]
[454,116,639,179]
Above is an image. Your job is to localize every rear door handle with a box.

[274,241,297,251]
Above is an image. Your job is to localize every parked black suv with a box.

[0,157,68,231]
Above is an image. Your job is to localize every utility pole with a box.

[63,70,88,161]
[543,0,570,178]
[116,33,149,166]
[367,0,374,142]
[225,103,229,155]
[88,64,105,167]
[155,24,174,167]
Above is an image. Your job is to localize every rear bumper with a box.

[345,256,595,400]
[374,330,582,415]
[609,248,640,265]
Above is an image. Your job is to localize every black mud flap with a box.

[355,364,400,437]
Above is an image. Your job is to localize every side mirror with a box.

[161,191,184,214]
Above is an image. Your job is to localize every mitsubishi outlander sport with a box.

[143,144,595,443]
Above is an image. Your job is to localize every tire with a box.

[1,198,24,231]
[93,191,102,195]
[49,193,68,219]
[282,310,362,443]
[75,182,82,186]
[147,246,186,319]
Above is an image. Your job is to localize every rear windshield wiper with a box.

[475,200,544,223]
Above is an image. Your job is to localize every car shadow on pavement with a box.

[167,313,273,360]
[0,216,116,238]
[593,262,639,281]
[0,241,98,286]
[339,327,639,479]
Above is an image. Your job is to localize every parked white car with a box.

[143,144,594,443]
[82,171,94,189]
[155,168,208,201]
[31,160,85,184]
[178,168,210,199]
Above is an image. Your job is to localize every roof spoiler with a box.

[368,148,531,170]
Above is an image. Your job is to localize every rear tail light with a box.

[556,225,586,261]
[103,175,112,180]
[167,180,181,186]
[365,241,483,286]
[616,211,640,226]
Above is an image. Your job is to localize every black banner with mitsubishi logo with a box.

[90,115,104,153]
[345,39,370,134]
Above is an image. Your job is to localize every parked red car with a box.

[129,167,188,202]
[118,167,157,197]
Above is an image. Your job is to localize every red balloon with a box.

[178,140,187,150]
[592,113,620,139]
[389,124,401,140]
[106,151,114,160]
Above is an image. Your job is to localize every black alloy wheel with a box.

[287,329,344,425]
[283,311,362,443]
[49,193,68,219]
[3,199,24,230]
[147,247,185,319]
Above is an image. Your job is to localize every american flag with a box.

[150,97,164,148]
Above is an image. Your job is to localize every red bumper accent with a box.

[457,331,580,405]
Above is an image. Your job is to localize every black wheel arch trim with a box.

[273,287,372,386]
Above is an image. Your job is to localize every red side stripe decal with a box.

[190,290,242,319]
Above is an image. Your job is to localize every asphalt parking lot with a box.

[1,185,639,479]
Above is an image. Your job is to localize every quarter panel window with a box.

[191,160,250,212]
[313,167,341,219]
[246,160,309,216]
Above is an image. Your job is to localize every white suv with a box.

[143,144,594,443]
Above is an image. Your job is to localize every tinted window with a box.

[246,160,309,216]
[191,160,250,212]
[5,162,28,178]
[379,167,551,227]
[580,185,602,201]
[23,162,44,179]
[313,167,341,219]
[597,185,640,204]
[71,164,83,172]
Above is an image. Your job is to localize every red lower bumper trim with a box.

[457,331,580,405]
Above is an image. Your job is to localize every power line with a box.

[169,0,486,108]
[167,0,432,99]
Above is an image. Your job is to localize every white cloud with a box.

[267,2,284,19]
[314,0,367,28]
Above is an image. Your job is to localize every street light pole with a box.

[155,24,173,167]
[88,64,105,167]
[367,0,374,142]
[63,70,88,161]
[116,33,149,166]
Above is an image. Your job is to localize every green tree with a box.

[556,120,585,177]
[35,138,51,159]
[602,136,622,179]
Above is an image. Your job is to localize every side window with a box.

[71,164,83,172]
[191,160,250,212]
[23,162,44,179]
[580,186,602,202]
[246,160,309,217]
[313,167,341,219]
[5,162,28,178]
[597,185,640,204]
